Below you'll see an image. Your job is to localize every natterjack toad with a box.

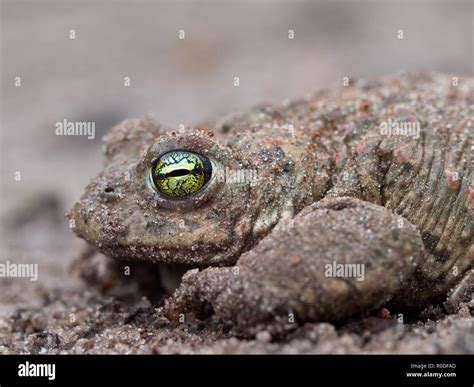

[68,73,473,327]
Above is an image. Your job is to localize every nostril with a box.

[102,186,120,202]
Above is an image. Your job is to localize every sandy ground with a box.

[0,0,473,354]
[0,266,473,354]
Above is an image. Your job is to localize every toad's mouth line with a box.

[93,240,237,267]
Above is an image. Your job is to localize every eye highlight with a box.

[150,150,212,198]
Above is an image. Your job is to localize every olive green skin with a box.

[69,72,473,324]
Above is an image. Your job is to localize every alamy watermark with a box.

[380,118,420,140]
[55,119,95,139]
[18,362,55,381]
[216,167,259,186]
[325,261,365,282]
[0,260,38,281]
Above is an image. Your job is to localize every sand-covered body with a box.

[69,73,473,326]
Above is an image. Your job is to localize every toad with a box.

[68,72,473,327]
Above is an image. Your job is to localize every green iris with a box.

[151,150,212,198]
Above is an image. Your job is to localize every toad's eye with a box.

[150,150,213,198]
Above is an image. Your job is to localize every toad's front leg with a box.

[165,197,425,328]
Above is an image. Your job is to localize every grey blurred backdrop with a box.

[0,0,472,307]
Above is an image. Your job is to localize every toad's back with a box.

[215,72,473,303]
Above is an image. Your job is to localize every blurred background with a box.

[0,0,473,310]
